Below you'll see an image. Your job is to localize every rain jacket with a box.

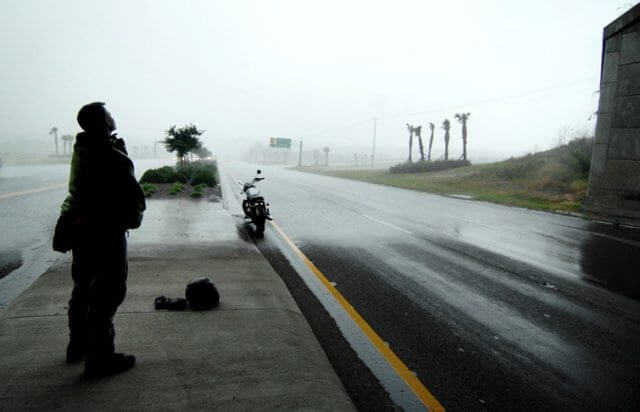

[59,132,146,232]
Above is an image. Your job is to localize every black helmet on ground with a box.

[185,277,220,310]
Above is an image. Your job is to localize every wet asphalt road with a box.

[0,159,171,308]
[225,161,640,411]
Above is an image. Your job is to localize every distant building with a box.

[584,4,640,226]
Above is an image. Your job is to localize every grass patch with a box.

[294,138,593,213]
[390,159,471,174]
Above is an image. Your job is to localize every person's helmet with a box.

[185,277,220,310]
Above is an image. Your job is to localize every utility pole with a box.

[298,139,303,167]
[371,117,377,167]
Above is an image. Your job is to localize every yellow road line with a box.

[270,220,445,412]
[0,183,67,201]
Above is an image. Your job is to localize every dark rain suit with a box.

[58,132,145,356]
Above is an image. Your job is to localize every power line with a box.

[379,76,598,120]
[298,76,597,139]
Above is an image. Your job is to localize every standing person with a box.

[53,102,146,377]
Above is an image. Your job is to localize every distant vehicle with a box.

[239,169,271,236]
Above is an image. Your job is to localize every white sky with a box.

[0,0,630,160]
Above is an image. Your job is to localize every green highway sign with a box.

[269,137,292,148]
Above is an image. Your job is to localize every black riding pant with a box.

[68,229,128,356]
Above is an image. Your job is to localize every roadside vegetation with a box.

[296,137,593,212]
[140,160,218,200]
[138,123,220,200]
[390,159,471,174]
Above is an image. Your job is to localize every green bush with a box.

[169,182,184,195]
[176,163,197,182]
[179,160,218,186]
[140,166,186,184]
[140,161,218,187]
[190,190,203,198]
[389,159,471,174]
[141,183,157,198]
[191,168,216,186]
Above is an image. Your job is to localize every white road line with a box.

[362,214,413,235]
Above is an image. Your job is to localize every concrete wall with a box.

[584,4,640,225]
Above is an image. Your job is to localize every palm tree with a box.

[442,119,451,160]
[49,127,58,156]
[454,112,471,161]
[406,123,414,162]
[61,134,74,155]
[415,125,425,161]
[427,123,435,161]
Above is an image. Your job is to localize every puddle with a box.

[449,194,473,200]
[0,238,59,310]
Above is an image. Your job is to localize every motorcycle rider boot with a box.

[85,352,136,378]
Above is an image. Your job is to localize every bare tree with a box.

[49,127,58,156]
[406,123,414,162]
[454,113,471,161]
[415,125,425,161]
[427,123,435,161]
[442,119,451,160]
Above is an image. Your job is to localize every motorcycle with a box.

[239,169,271,235]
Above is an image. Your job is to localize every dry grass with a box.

[294,144,591,212]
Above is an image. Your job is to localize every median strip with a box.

[270,220,444,412]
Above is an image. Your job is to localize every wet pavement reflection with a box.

[579,223,640,300]
[223,161,640,411]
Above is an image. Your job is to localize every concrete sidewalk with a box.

[0,199,354,410]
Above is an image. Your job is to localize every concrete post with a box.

[583,4,640,226]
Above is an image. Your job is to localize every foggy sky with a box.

[0,0,628,160]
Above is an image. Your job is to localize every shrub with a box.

[176,160,218,186]
[140,166,186,184]
[176,163,197,182]
[559,137,593,178]
[191,168,216,186]
[169,182,184,195]
[190,190,203,198]
[389,159,471,174]
[141,183,157,198]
